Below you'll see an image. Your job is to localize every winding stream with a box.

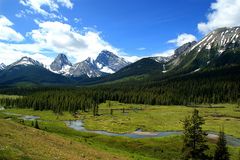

[65,120,240,147]
[3,112,40,121]
[65,120,182,138]
[2,112,240,147]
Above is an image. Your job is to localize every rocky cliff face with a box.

[95,50,130,73]
[50,54,72,74]
[69,58,103,78]
[190,27,240,53]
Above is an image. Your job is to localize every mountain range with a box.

[0,26,240,86]
[49,50,130,78]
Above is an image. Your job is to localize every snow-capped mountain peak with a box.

[67,51,130,78]
[50,53,72,72]
[0,63,6,70]
[5,50,130,78]
[95,50,130,72]
[10,57,43,67]
[85,57,95,64]
[165,26,240,74]
[69,57,102,78]
[191,26,240,53]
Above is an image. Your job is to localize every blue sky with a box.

[0,0,240,65]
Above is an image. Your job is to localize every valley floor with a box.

[0,102,240,160]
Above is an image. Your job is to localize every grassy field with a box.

[0,119,128,160]
[0,111,184,160]
[0,94,22,99]
[82,102,240,138]
[3,108,77,121]
[0,102,240,159]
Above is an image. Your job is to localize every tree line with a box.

[0,90,98,113]
[0,65,239,113]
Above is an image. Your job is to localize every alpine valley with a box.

[0,27,240,160]
[3,0,240,159]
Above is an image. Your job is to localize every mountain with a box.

[0,63,6,70]
[95,50,130,73]
[191,27,240,53]
[166,27,240,73]
[69,58,104,78]
[0,57,73,85]
[1,26,240,86]
[173,41,197,58]
[50,53,72,75]
[86,27,240,85]
[102,41,197,80]
[149,41,197,65]
[60,50,130,78]
[111,58,165,77]
[8,57,44,68]
[77,57,170,85]
[150,56,172,64]
[0,50,130,85]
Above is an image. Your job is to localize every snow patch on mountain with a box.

[50,53,72,75]
[100,66,115,74]
[151,56,172,63]
[95,50,130,72]
[0,63,6,70]
[69,57,103,78]
[9,57,43,67]
[191,27,240,53]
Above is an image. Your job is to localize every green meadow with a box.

[0,94,22,99]
[83,102,240,138]
[0,101,240,159]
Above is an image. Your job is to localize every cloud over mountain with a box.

[29,21,121,63]
[198,0,240,34]
[0,16,123,65]
[168,33,197,47]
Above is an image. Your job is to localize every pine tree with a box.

[34,120,40,129]
[182,109,209,160]
[214,129,230,160]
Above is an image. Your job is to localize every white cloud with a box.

[0,15,24,42]
[152,49,175,57]
[74,18,81,23]
[0,42,53,65]
[0,19,138,65]
[0,21,129,65]
[15,10,26,18]
[198,0,240,35]
[28,21,121,62]
[20,0,58,16]
[122,55,141,63]
[168,33,197,47]
[30,53,54,65]
[56,0,73,9]
[19,0,73,20]
[122,49,175,63]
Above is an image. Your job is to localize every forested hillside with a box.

[0,66,239,113]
